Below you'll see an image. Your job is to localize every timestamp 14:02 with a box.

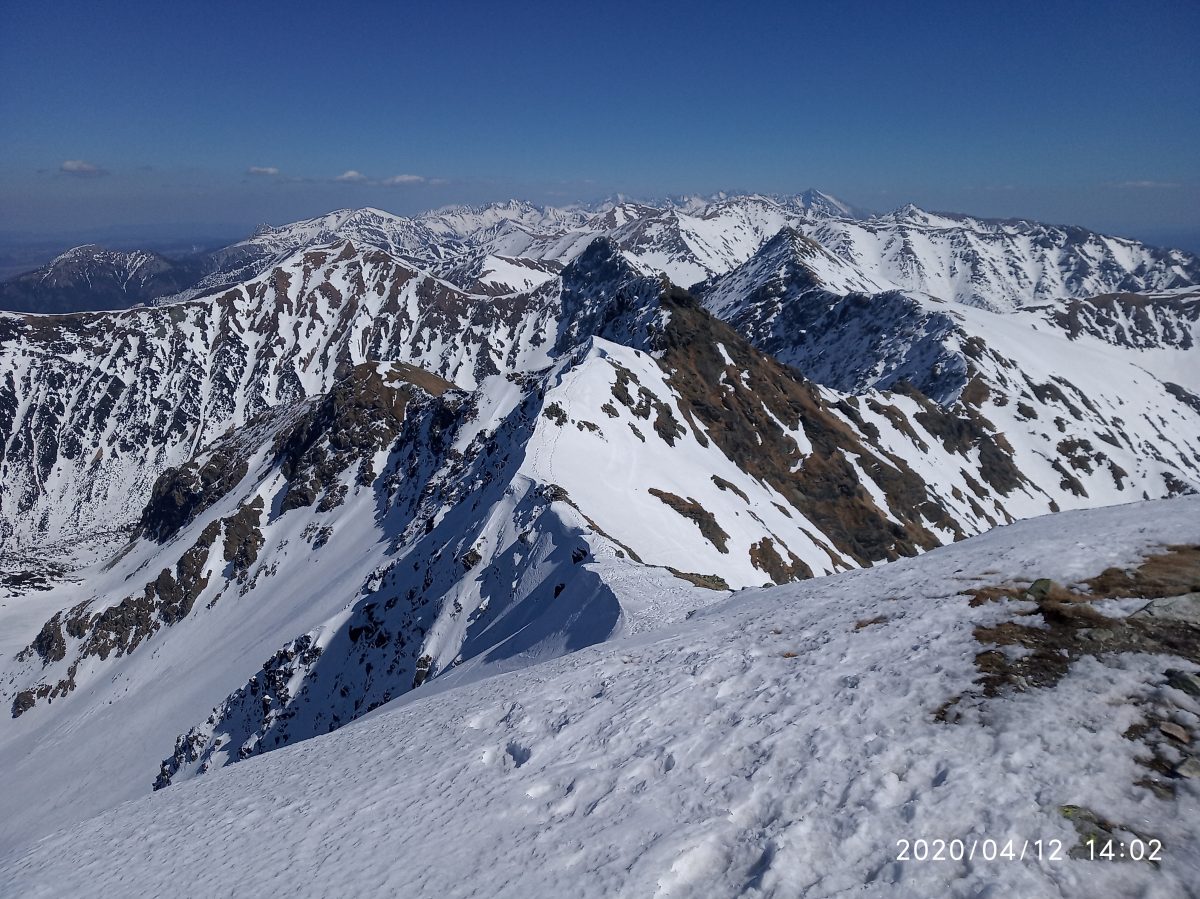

[1086,838,1163,862]
[895,837,1164,862]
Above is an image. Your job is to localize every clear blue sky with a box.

[2,0,1198,248]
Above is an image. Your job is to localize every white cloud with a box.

[335,170,368,182]
[1118,180,1180,189]
[381,174,425,186]
[247,166,280,176]
[60,159,106,177]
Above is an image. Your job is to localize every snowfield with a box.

[3,497,1198,898]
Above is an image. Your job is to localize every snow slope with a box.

[3,253,1101,850]
[0,241,564,554]
[1,193,1197,896]
[804,206,1199,311]
[4,497,1197,898]
[19,222,1190,569]
[0,358,698,852]
[697,230,1200,507]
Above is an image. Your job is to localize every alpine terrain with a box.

[1,192,1197,897]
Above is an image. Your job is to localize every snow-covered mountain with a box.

[805,205,1200,311]
[1,193,1197,885]
[6,224,1196,564]
[0,245,211,314]
[696,230,1200,506]
[4,497,1199,897]
[431,193,1199,307]
[8,191,1195,313]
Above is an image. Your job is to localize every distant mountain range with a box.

[0,245,212,314]
[4,192,1197,313]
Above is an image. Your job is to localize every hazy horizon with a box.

[2,190,1199,271]
[3,0,1197,253]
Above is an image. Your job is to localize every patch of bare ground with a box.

[541,483,727,590]
[647,488,730,553]
[666,569,730,591]
[655,291,950,567]
[1058,804,1163,862]
[946,544,1200,807]
[0,565,65,592]
[748,537,812,585]
[1085,545,1200,599]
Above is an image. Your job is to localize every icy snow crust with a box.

[3,497,1198,898]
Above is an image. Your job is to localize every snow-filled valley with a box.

[1,193,1198,897]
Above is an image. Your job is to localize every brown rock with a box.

[1160,721,1190,743]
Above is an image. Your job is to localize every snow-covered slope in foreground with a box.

[5,497,1198,899]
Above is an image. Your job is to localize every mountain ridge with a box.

[0,194,1196,867]
[5,193,1197,314]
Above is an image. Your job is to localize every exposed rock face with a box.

[11,517,222,716]
[653,289,951,564]
[270,364,447,512]
[696,229,1200,513]
[696,229,968,403]
[0,244,553,554]
[141,446,252,544]
[648,488,730,553]
[8,363,461,719]
[1039,289,1200,350]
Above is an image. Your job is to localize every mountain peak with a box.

[560,236,641,286]
[55,243,103,258]
[47,244,129,268]
[796,189,864,218]
[760,224,813,252]
[554,236,672,355]
[726,225,883,294]
[696,224,886,326]
[888,201,927,220]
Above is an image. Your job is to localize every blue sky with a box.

[2,0,1198,247]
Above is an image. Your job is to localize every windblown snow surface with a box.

[3,497,1198,898]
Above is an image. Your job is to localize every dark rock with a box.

[10,690,35,718]
[1166,668,1200,697]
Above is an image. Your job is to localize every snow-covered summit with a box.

[792,187,870,218]
[0,243,210,313]
[8,191,1196,316]
[238,206,452,259]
